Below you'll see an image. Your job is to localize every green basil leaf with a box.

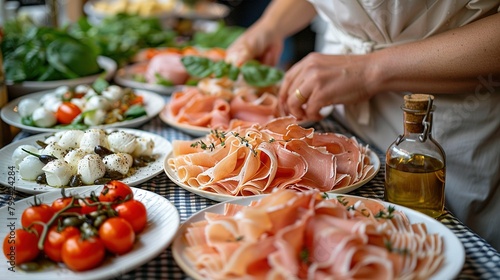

[124,105,147,119]
[181,56,214,78]
[21,116,35,126]
[155,73,174,86]
[212,60,230,78]
[240,60,284,87]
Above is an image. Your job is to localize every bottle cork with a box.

[403,94,434,133]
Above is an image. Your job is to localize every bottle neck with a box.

[403,111,434,140]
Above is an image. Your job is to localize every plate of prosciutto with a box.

[172,189,464,280]
[164,116,380,201]
[160,78,335,137]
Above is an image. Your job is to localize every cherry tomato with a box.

[21,203,55,235]
[51,196,80,214]
[3,229,40,265]
[98,217,135,255]
[115,199,147,233]
[99,181,134,203]
[61,235,105,271]
[43,226,80,262]
[56,102,81,124]
[79,197,99,215]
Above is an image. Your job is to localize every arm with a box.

[367,12,500,95]
[226,0,317,65]
[280,13,500,120]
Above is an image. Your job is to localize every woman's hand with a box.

[225,22,284,67]
[279,52,377,120]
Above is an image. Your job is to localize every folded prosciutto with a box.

[168,116,376,195]
[182,189,444,280]
[166,77,280,130]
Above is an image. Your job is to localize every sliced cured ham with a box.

[168,116,376,196]
[182,190,445,280]
[166,78,281,130]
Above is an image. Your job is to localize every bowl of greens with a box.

[2,17,117,99]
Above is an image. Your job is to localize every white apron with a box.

[308,0,500,250]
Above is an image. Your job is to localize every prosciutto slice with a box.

[168,116,376,196]
[182,190,445,280]
[167,78,281,130]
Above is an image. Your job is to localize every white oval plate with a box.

[1,89,165,134]
[164,148,380,202]
[6,56,117,99]
[0,185,180,280]
[172,193,464,280]
[114,62,185,95]
[0,128,172,194]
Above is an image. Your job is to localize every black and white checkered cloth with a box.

[1,105,499,280]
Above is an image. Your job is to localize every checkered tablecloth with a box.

[1,109,499,280]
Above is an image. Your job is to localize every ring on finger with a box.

[295,88,307,103]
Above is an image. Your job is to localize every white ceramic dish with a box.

[163,148,380,202]
[172,193,464,280]
[0,128,172,194]
[114,62,185,95]
[6,56,117,99]
[1,89,165,134]
[0,185,180,280]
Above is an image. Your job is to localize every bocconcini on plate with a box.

[13,129,156,187]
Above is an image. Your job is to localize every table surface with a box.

[1,95,500,280]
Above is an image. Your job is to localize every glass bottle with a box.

[384,94,446,218]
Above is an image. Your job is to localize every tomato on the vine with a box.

[98,217,135,255]
[61,235,105,271]
[115,199,147,233]
[43,226,80,262]
[3,229,40,265]
[99,181,134,203]
[21,203,55,235]
[51,196,80,214]
[56,102,81,124]
[79,197,99,215]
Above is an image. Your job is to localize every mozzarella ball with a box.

[58,130,85,150]
[70,98,86,111]
[13,145,39,168]
[77,154,106,185]
[108,131,137,154]
[40,143,66,159]
[54,86,70,98]
[85,96,110,111]
[19,155,45,181]
[83,88,98,99]
[102,85,124,101]
[64,149,87,174]
[103,153,130,175]
[83,109,106,126]
[133,137,155,157]
[42,159,73,187]
[80,129,109,153]
[42,95,62,113]
[75,84,92,95]
[17,98,40,118]
[32,107,57,128]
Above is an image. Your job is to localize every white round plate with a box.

[6,56,117,99]
[172,193,464,280]
[114,62,185,95]
[0,128,172,194]
[1,89,165,134]
[164,148,380,202]
[0,185,180,280]
[159,105,335,137]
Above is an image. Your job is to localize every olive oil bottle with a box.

[385,94,446,218]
